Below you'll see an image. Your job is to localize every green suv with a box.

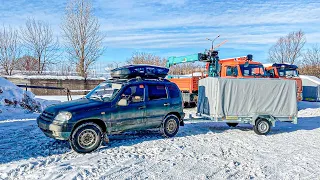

[37,78,185,153]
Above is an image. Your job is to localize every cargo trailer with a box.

[196,77,298,135]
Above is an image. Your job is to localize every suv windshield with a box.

[278,69,298,77]
[86,82,123,101]
[240,64,265,77]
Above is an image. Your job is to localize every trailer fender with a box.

[251,115,276,127]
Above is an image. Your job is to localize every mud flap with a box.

[103,133,109,144]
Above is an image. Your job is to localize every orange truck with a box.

[264,63,302,101]
[209,55,266,78]
[167,53,267,106]
[168,74,203,107]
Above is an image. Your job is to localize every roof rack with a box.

[110,65,169,80]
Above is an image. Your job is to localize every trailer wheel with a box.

[253,118,271,135]
[226,123,238,127]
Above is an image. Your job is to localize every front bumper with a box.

[37,117,73,140]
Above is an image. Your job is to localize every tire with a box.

[253,118,271,135]
[226,123,238,127]
[161,115,180,138]
[70,122,103,153]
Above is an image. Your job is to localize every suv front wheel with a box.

[161,115,180,138]
[70,122,103,153]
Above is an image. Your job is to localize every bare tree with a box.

[126,52,166,66]
[105,62,122,71]
[0,26,21,75]
[299,45,320,78]
[20,18,59,74]
[169,63,203,75]
[268,30,306,64]
[62,0,104,79]
[15,55,38,73]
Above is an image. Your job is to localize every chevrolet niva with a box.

[37,73,184,153]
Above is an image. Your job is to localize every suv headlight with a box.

[54,111,72,122]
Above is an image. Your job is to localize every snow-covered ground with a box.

[0,100,319,179]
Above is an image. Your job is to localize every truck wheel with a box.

[253,118,271,135]
[70,122,103,153]
[226,123,238,127]
[161,115,180,138]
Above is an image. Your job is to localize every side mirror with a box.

[117,99,128,106]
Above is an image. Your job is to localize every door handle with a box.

[164,103,170,106]
[138,106,146,109]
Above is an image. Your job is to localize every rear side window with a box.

[148,85,167,100]
[168,84,180,98]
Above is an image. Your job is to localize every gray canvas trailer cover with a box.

[197,77,298,126]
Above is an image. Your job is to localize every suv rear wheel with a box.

[70,122,103,153]
[161,115,180,138]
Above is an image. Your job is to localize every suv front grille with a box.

[40,111,55,122]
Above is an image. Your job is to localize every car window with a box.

[121,84,145,103]
[168,84,180,98]
[226,66,238,76]
[268,69,275,78]
[240,64,265,76]
[148,85,167,100]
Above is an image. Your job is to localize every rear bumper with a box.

[37,117,73,140]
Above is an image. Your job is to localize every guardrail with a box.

[17,84,65,90]
[17,84,92,101]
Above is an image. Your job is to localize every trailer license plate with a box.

[226,116,238,120]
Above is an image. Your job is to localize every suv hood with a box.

[45,98,111,114]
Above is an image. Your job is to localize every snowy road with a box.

[0,102,320,180]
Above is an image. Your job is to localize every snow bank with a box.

[0,77,34,105]
[0,77,58,117]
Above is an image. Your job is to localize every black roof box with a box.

[110,65,169,79]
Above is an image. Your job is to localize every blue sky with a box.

[1,0,320,68]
